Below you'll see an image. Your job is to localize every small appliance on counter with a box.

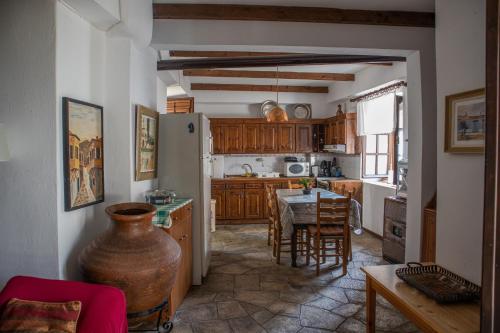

[284,162,310,177]
[256,171,280,178]
[145,189,176,205]
[284,156,298,163]
[311,165,320,177]
[324,144,346,153]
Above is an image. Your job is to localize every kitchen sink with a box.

[224,174,257,178]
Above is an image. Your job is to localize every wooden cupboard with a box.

[212,178,312,223]
[328,179,363,205]
[277,124,296,152]
[224,124,243,153]
[242,124,260,153]
[211,124,225,154]
[260,124,278,153]
[163,203,193,317]
[166,97,194,113]
[295,124,313,152]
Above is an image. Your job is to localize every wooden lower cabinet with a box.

[244,189,264,219]
[329,179,363,204]
[163,203,193,317]
[212,189,225,219]
[225,190,245,219]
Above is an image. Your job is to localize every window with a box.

[363,134,390,177]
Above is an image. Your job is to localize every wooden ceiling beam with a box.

[169,50,293,58]
[157,54,406,70]
[191,83,328,94]
[183,69,354,81]
[153,4,435,28]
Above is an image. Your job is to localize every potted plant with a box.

[298,178,313,195]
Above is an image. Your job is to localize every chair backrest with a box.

[316,192,351,232]
[265,184,280,227]
[288,180,303,189]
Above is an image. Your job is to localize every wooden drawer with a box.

[212,184,226,190]
[245,183,264,189]
[226,183,245,189]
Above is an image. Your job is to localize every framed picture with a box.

[62,97,104,211]
[445,88,486,153]
[135,105,159,181]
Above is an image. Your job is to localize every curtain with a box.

[356,92,396,136]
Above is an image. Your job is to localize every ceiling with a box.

[152,0,435,12]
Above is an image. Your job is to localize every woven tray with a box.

[395,263,481,303]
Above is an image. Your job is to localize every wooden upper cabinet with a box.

[295,124,313,152]
[336,116,346,144]
[260,124,278,153]
[211,124,225,154]
[224,124,243,153]
[166,97,194,113]
[278,124,296,153]
[243,124,260,153]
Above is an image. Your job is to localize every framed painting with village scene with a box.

[135,105,159,181]
[62,97,104,211]
[445,88,486,153]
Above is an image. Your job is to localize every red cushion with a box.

[0,276,127,333]
[0,298,81,332]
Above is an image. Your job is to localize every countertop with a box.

[211,176,313,182]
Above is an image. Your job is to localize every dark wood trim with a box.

[482,0,499,331]
[183,69,355,81]
[191,83,328,93]
[158,54,406,70]
[170,50,292,57]
[153,4,435,28]
[363,227,383,240]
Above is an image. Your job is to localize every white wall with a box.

[0,0,59,286]
[363,182,397,236]
[152,19,437,262]
[435,0,485,285]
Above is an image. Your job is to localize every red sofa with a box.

[0,276,128,333]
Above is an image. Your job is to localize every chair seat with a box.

[307,225,345,236]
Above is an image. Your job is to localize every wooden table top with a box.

[361,264,480,333]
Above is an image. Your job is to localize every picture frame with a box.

[135,105,159,181]
[62,97,104,211]
[445,88,486,153]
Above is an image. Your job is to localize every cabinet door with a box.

[211,124,225,154]
[165,220,184,317]
[260,124,278,153]
[225,190,244,219]
[212,190,226,219]
[183,205,193,294]
[278,124,296,153]
[243,124,260,153]
[224,125,243,153]
[244,189,264,219]
[295,124,313,152]
[336,118,346,144]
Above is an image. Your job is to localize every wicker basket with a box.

[395,263,480,303]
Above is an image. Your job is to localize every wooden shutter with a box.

[166,97,194,113]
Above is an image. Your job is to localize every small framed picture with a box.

[135,105,159,181]
[445,88,486,153]
[62,97,104,211]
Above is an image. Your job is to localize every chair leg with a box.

[272,225,277,257]
[348,230,353,261]
[321,239,326,263]
[298,229,304,255]
[315,237,320,276]
[335,240,339,265]
[267,219,272,246]
[342,238,347,276]
[276,231,282,265]
[306,230,311,265]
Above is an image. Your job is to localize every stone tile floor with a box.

[172,225,420,333]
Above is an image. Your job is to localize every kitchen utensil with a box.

[311,165,319,177]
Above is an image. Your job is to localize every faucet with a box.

[241,163,253,176]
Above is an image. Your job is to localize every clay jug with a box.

[79,202,181,328]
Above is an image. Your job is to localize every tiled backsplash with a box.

[215,153,361,179]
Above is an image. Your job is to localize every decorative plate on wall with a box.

[293,104,311,119]
[260,100,277,118]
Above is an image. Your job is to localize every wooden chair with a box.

[306,192,351,276]
[330,184,353,261]
[265,184,275,247]
[288,180,303,189]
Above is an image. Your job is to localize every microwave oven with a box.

[284,162,310,177]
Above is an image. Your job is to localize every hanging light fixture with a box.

[267,66,288,122]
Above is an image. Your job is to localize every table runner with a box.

[152,198,193,228]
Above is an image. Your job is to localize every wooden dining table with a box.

[276,188,346,267]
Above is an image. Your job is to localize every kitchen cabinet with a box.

[225,189,245,219]
[163,203,193,317]
[224,125,243,153]
[337,113,359,154]
[243,124,260,153]
[260,124,278,153]
[166,97,194,113]
[278,124,296,153]
[296,124,313,152]
[211,124,225,154]
[211,189,225,219]
[244,189,264,219]
[329,179,363,205]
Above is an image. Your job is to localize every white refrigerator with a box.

[158,113,212,285]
